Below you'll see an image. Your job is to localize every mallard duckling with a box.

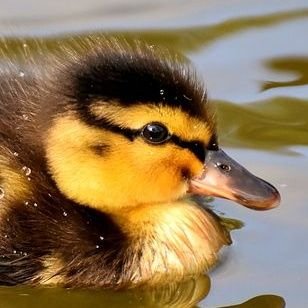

[0,38,280,288]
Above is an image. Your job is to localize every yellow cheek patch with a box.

[45,113,205,213]
[45,114,112,208]
[90,101,213,144]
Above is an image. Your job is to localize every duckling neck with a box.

[113,198,230,286]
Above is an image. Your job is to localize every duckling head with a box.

[44,40,280,214]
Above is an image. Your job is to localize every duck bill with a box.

[189,150,280,210]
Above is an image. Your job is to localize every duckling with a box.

[0,38,280,288]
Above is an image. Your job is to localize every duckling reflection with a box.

[219,294,286,308]
[0,275,210,308]
[0,280,286,308]
[0,37,280,288]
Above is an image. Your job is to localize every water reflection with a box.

[0,9,308,58]
[0,280,286,308]
[0,275,210,308]
[0,284,287,308]
[219,294,286,308]
[262,57,308,91]
[216,97,308,152]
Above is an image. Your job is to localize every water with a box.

[0,1,307,307]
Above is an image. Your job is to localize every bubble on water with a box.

[0,187,4,199]
[63,211,68,217]
[22,166,31,176]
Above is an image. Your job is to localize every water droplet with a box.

[63,211,68,217]
[23,252,28,256]
[95,245,100,249]
[99,236,104,241]
[22,114,29,121]
[4,234,8,239]
[24,201,29,206]
[183,94,192,101]
[22,166,31,176]
[33,203,38,207]
[13,152,19,157]
[159,89,164,95]
[13,250,17,254]
[19,71,25,77]
[0,187,4,199]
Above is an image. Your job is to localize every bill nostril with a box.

[216,162,231,172]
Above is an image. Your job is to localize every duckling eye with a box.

[141,122,170,144]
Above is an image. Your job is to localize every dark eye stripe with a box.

[82,113,209,162]
[169,136,206,162]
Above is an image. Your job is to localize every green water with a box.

[1,1,308,307]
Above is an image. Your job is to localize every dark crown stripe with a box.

[71,48,207,119]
